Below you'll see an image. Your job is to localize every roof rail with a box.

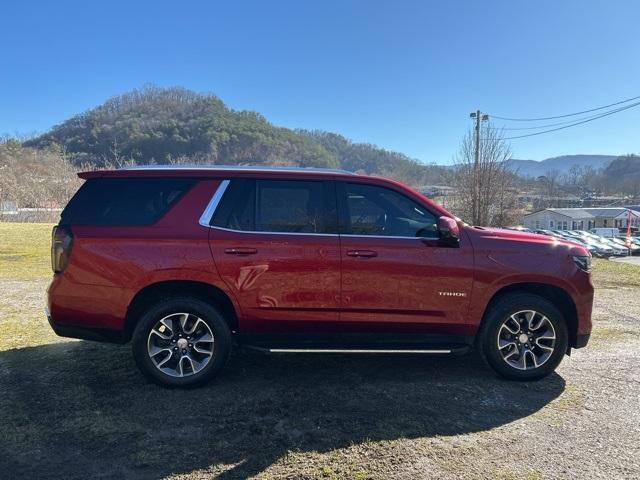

[117,164,355,175]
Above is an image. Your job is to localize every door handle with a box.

[224,247,258,255]
[346,249,378,258]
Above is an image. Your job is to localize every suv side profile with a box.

[47,166,593,387]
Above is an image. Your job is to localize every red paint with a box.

[48,168,593,347]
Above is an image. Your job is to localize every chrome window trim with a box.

[340,233,438,240]
[199,179,439,240]
[210,225,339,237]
[198,179,230,227]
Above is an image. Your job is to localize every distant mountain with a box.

[506,155,617,177]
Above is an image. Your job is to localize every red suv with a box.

[47,166,593,387]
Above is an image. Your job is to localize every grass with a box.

[592,257,640,288]
[0,222,53,280]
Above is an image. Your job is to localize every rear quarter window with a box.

[60,178,195,226]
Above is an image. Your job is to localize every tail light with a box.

[51,225,73,273]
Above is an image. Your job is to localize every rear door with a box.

[337,181,474,338]
[207,178,341,334]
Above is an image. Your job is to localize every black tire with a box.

[132,296,232,388]
[477,293,568,381]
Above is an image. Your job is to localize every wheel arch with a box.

[123,280,239,342]
[481,282,578,349]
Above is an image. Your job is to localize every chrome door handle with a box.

[346,249,377,258]
[224,248,258,255]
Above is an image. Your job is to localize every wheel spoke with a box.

[149,344,172,357]
[151,318,174,340]
[529,313,548,331]
[499,339,517,350]
[179,355,191,376]
[504,316,520,334]
[525,311,536,330]
[156,352,174,368]
[178,313,190,333]
[525,349,538,368]
[193,342,213,354]
[503,347,520,362]
[184,318,205,336]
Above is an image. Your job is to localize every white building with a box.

[523,208,640,231]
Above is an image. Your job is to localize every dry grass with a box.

[592,257,640,288]
[0,222,53,280]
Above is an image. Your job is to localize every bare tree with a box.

[453,124,516,226]
[537,170,562,208]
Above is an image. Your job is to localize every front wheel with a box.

[478,294,568,381]
[132,297,232,388]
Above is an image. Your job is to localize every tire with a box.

[132,296,232,388]
[477,293,568,381]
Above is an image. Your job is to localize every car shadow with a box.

[0,341,565,479]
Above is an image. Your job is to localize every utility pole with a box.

[469,110,489,224]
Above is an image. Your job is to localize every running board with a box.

[242,345,469,355]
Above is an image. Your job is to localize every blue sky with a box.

[1,0,638,163]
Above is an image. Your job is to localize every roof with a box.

[524,207,640,220]
[581,207,639,218]
[524,208,594,219]
[78,165,358,180]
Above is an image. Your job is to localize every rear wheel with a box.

[478,293,568,380]
[132,297,232,388]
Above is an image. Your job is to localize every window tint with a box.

[212,179,330,234]
[211,179,255,231]
[60,178,195,226]
[342,183,437,238]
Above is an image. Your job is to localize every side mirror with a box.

[438,216,460,245]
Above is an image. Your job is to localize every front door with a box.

[337,181,474,339]
[208,178,341,335]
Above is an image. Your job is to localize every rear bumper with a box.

[47,308,126,344]
[47,274,132,330]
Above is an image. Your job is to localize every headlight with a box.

[573,255,591,272]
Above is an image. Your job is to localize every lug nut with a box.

[182,349,187,354]
[173,347,177,351]
[188,343,193,347]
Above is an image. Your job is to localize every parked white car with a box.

[590,228,620,238]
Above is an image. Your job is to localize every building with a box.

[523,207,640,231]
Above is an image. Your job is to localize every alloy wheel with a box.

[146,312,215,377]
[497,310,556,370]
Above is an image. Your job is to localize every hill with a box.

[24,86,447,186]
[25,86,335,168]
[506,155,616,177]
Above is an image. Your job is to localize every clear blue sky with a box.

[1,0,638,163]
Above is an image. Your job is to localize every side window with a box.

[341,183,437,238]
[60,178,195,226]
[211,179,331,234]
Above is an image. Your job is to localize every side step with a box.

[242,345,470,355]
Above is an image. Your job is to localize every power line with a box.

[489,107,630,131]
[499,100,640,140]
[489,94,640,121]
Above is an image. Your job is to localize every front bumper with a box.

[575,333,590,349]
